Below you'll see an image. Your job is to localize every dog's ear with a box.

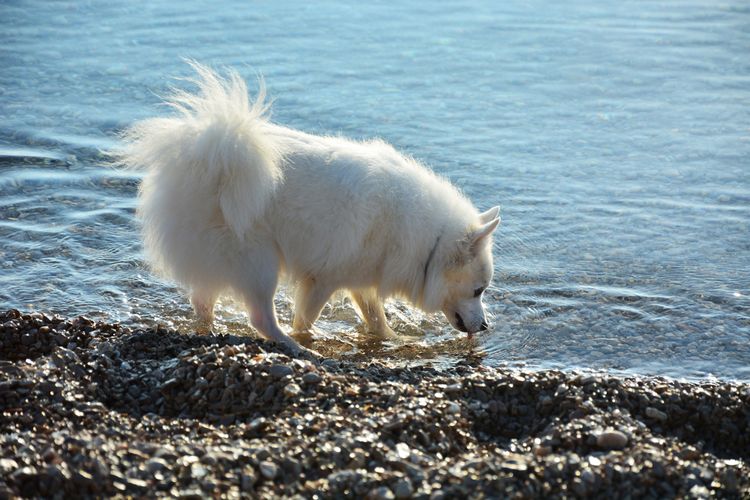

[454,217,501,265]
[479,206,500,223]
[469,217,500,252]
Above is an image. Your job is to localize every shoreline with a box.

[1,309,748,498]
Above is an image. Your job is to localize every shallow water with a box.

[1,0,749,380]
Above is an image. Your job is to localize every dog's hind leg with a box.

[233,246,307,356]
[350,289,397,339]
[248,298,301,353]
[292,277,335,332]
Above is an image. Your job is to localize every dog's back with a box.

[261,124,478,301]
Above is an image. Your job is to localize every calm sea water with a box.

[1,0,749,380]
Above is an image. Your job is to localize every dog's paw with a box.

[194,322,215,335]
[290,327,321,347]
[368,325,398,340]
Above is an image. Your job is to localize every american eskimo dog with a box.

[118,63,500,354]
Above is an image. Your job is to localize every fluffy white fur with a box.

[118,63,500,353]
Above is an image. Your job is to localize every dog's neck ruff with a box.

[422,231,442,293]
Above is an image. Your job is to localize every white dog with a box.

[118,63,500,354]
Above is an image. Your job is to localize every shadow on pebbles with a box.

[1,309,748,498]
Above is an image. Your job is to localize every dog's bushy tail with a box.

[116,61,282,240]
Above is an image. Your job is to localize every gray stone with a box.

[260,461,278,480]
[645,407,668,422]
[328,470,358,488]
[302,372,322,385]
[145,458,168,474]
[283,383,302,398]
[581,468,596,485]
[596,430,628,450]
[240,467,256,491]
[270,364,293,379]
[444,383,462,394]
[393,477,414,499]
[368,486,396,500]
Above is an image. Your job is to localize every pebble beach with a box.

[1,309,748,498]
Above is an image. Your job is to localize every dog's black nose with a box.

[455,313,468,332]
[480,320,488,331]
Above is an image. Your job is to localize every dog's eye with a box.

[473,287,485,298]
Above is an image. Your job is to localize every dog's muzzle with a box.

[455,313,489,334]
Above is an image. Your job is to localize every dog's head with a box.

[440,206,500,335]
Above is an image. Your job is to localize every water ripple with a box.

[0,0,748,380]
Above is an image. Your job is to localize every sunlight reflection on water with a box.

[1,0,749,379]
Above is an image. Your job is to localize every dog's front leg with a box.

[292,277,335,333]
[350,289,397,339]
[191,289,218,330]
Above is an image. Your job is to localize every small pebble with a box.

[646,407,668,422]
[368,486,395,500]
[596,430,628,450]
[270,364,293,379]
[0,459,18,474]
[302,372,322,385]
[393,477,414,499]
[190,463,207,479]
[446,402,461,414]
[145,458,168,474]
[259,461,278,480]
[444,383,462,394]
[240,467,256,491]
[395,442,410,460]
[283,383,302,398]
